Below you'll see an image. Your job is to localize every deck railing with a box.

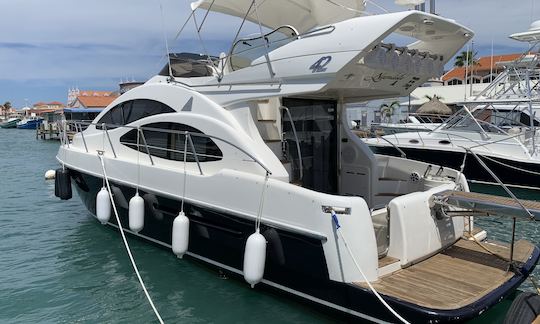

[59,120,273,176]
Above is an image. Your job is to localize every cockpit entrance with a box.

[282,98,338,195]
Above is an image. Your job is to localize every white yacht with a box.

[364,21,540,193]
[55,2,539,323]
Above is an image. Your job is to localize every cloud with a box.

[0,0,538,106]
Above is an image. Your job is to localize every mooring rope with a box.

[255,173,269,232]
[479,153,540,177]
[98,153,165,324]
[331,211,410,324]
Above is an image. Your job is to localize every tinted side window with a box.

[96,99,175,129]
[96,104,124,129]
[120,122,222,162]
[123,99,174,125]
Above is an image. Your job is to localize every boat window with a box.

[438,140,451,145]
[409,139,419,144]
[230,26,298,71]
[158,53,216,78]
[96,99,175,129]
[444,107,539,134]
[447,79,462,85]
[120,122,223,162]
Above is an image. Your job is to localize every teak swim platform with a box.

[357,239,536,310]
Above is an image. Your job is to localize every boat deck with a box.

[356,239,535,310]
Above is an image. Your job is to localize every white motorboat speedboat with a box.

[54,2,539,323]
[370,113,445,134]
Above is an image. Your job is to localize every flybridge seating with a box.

[158,26,300,76]
[158,53,218,78]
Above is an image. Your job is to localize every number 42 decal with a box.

[309,56,332,73]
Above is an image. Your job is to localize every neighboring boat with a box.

[364,22,540,193]
[54,3,539,323]
[17,116,43,129]
[0,117,21,128]
[369,113,446,135]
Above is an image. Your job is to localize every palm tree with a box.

[454,51,478,67]
[380,101,400,123]
[424,94,444,101]
[2,102,12,117]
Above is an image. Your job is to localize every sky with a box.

[0,0,539,108]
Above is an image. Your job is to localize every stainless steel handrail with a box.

[102,124,117,158]
[62,120,272,175]
[376,135,406,158]
[138,127,154,166]
[187,133,203,175]
[464,147,535,266]
[76,122,89,153]
[121,142,223,160]
[280,106,303,181]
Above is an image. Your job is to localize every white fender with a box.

[386,49,399,71]
[129,193,145,233]
[411,54,422,75]
[96,187,111,224]
[374,46,387,68]
[397,52,412,74]
[243,230,267,288]
[45,170,56,180]
[172,211,190,258]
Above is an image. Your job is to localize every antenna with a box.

[159,2,173,79]
[532,0,535,24]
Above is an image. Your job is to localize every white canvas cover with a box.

[191,0,366,34]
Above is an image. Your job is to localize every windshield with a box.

[443,105,540,134]
[230,26,298,71]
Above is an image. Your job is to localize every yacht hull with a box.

[371,146,540,194]
[70,169,540,323]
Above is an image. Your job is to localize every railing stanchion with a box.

[65,120,70,148]
[187,133,203,175]
[280,106,303,181]
[138,127,154,166]
[61,121,273,176]
[103,124,117,158]
[78,122,89,153]
[377,135,406,158]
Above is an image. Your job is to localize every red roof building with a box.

[33,101,65,110]
[73,95,118,109]
[442,53,523,85]
[67,88,119,108]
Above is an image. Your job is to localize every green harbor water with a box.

[1,128,538,323]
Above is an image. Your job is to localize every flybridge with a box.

[158,2,473,104]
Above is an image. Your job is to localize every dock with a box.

[36,123,61,140]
